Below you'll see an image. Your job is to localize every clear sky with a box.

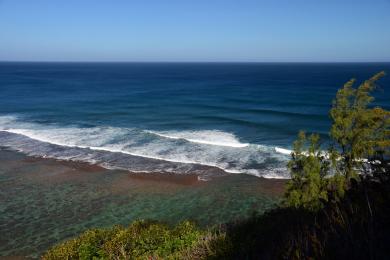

[0,0,389,62]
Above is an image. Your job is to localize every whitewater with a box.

[0,115,290,179]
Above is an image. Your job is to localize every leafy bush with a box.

[42,220,227,260]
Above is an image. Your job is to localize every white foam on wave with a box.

[0,115,290,178]
[275,147,292,155]
[0,128,245,174]
[145,130,249,148]
[275,146,333,161]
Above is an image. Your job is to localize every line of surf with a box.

[275,147,292,155]
[0,129,243,174]
[275,146,328,157]
[145,130,249,148]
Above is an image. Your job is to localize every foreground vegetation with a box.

[43,221,229,260]
[43,73,389,259]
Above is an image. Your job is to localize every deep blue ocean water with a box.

[0,62,389,178]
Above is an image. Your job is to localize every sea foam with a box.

[146,130,249,148]
[0,115,290,178]
[275,147,292,155]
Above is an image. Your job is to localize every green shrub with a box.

[42,220,227,260]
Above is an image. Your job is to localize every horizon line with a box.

[1,60,390,64]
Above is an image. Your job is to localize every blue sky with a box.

[0,0,389,62]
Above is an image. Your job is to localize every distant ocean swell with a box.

[0,116,290,179]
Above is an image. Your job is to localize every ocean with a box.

[1,62,389,179]
[1,62,390,257]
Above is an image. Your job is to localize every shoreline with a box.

[2,147,288,191]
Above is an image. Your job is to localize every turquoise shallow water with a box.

[0,149,282,257]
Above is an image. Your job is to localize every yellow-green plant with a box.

[330,71,389,180]
[42,220,228,260]
[285,131,329,211]
[286,72,389,211]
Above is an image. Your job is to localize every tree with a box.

[284,131,329,211]
[330,71,388,180]
[285,72,389,210]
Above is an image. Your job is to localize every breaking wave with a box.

[0,115,290,179]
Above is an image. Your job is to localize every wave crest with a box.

[0,115,290,178]
[145,130,249,148]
